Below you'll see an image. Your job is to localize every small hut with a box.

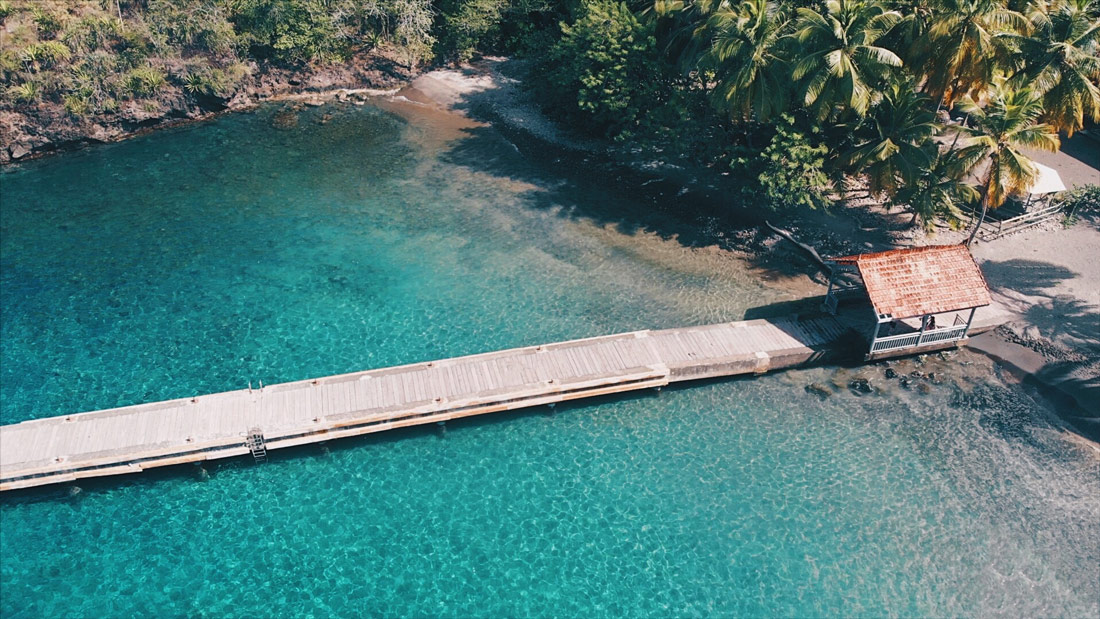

[1020,162,1066,209]
[822,245,992,360]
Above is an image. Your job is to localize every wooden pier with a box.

[0,316,852,491]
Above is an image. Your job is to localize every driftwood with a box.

[764,221,831,273]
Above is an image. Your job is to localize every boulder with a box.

[848,378,873,395]
[9,143,30,159]
[805,383,832,400]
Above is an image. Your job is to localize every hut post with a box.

[823,272,838,315]
[964,307,977,336]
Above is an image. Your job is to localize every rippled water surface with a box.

[1,103,1097,617]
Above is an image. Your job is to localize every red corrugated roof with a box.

[830,245,991,318]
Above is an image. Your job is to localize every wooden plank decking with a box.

[0,316,852,491]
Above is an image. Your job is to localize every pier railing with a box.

[870,324,968,353]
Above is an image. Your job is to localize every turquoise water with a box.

[1,103,1097,617]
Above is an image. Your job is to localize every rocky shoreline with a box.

[0,50,416,165]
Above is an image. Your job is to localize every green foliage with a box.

[840,82,939,198]
[792,0,903,120]
[701,0,792,123]
[145,0,238,54]
[389,0,438,64]
[125,66,167,96]
[1003,0,1100,135]
[31,8,63,39]
[895,145,980,230]
[0,1,15,22]
[22,41,73,70]
[63,93,91,116]
[230,0,352,62]
[10,80,39,103]
[62,16,124,54]
[179,61,249,97]
[1057,184,1100,220]
[540,0,664,139]
[731,114,832,210]
[437,0,506,61]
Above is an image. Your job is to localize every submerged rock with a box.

[805,383,833,399]
[271,109,299,129]
[884,368,898,379]
[848,378,873,395]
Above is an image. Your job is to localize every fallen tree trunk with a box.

[764,220,831,273]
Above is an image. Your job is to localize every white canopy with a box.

[1027,162,1066,195]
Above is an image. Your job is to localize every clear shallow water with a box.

[1,103,1097,617]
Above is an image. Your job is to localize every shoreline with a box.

[4,56,1096,441]
[0,49,417,164]
[395,59,1100,440]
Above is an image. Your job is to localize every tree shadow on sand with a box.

[981,259,1099,351]
[980,258,1078,297]
[430,66,852,282]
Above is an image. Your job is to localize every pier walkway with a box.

[1,316,851,491]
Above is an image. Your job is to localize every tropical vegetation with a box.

[1,0,1097,235]
[535,0,1098,235]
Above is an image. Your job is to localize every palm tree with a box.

[956,84,1061,245]
[840,82,940,198]
[882,0,939,68]
[1003,0,1100,135]
[895,144,982,230]
[919,0,1027,108]
[648,0,729,72]
[792,0,903,120]
[702,0,792,122]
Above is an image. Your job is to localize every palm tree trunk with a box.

[966,191,989,246]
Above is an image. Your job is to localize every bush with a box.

[22,41,72,70]
[63,93,91,116]
[436,0,509,62]
[10,80,39,103]
[145,0,238,55]
[731,115,832,210]
[1058,184,1100,222]
[125,66,166,96]
[539,0,664,140]
[62,16,123,54]
[230,0,352,63]
[32,8,63,39]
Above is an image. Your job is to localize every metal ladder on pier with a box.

[245,428,267,463]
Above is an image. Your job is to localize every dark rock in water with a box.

[805,383,832,399]
[884,368,898,379]
[271,109,299,129]
[927,372,942,384]
[899,377,912,389]
[916,382,932,395]
[849,378,873,395]
[909,370,925,379]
